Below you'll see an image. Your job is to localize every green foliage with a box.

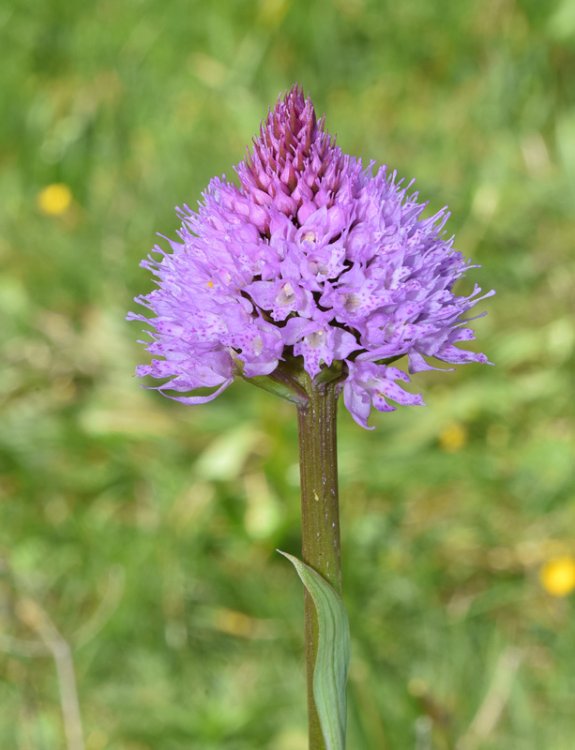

[279,552,350,750]
[1,0,574,748]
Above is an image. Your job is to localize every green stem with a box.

[297,374,342,750]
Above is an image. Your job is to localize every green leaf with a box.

[242,373,308,406]
[278,551,350,750]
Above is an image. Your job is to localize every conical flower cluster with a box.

[129,86,493,428]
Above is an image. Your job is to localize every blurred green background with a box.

[1,0,574,748]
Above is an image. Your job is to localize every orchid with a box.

[130,86,493,428]
[129,86,493,750]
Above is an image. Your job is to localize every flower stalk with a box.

[297,374,342,750]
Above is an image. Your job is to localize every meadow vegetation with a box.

[1,0,574,747]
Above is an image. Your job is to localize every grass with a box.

[1,0,574,747]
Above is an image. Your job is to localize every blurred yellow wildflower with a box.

[37,183,73,216]
[438,422,467,452]
[540,556,575,597]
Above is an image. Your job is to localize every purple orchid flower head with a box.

[129,86,494,428]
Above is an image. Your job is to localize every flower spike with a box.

[130,86,493,428]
